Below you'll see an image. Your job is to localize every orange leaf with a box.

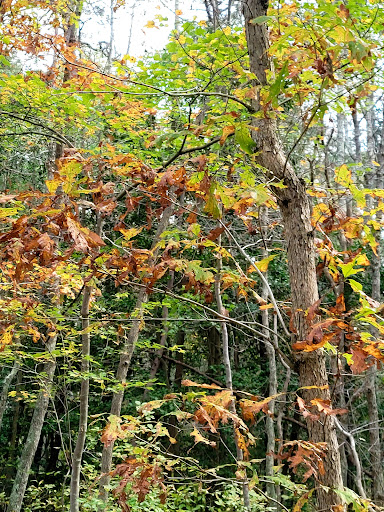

[181,379,222,389]
[311,398,348,416]
[220,125,235,145]
[240,393,284,424]
[190,427,216,446]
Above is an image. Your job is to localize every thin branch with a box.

[0,131,69,144]
[162,134,234,168]
[162,354,224,387]
[219,222,291,339]
[105,276,294,370]
[334,417,367,499]
[50,54,256,112]
[0,110,74,147]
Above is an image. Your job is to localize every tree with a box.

[1,1,384,511]
[241,1,344,508]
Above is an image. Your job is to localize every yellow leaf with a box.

[0,325,14,350]
[191,427,216,446]
[355,253,370,266]
[45,179,62,193]
[178,34,186,45]
[118,226,143,240]
[259,303,274,310]
[372,160,380,167]
[0,207,20,219]
[223,26,231,35]
[145,20,156,28]
[175,9,182,15]
[220,125,235,145]
[247,254,277,273]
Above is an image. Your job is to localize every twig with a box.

[334,417,366,499]
[219,222,291,339]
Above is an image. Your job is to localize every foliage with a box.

[0,0,384,511]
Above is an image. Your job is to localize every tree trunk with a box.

[98,205,174,503]
[7,335,57,512]
[365,102,384,504]
[145,272,175,397]
[242,1,345,509]
[0,360,19,433]
[106,0,115,71]
[260,208,277,507]
[69,285,93,512]
[215,237,250,510]
[173,333,185,389]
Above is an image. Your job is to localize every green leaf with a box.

[204,184,221,218]
[250,15,273,24]
[268,61,288,102]
[235,125,256,155]
[249,184,271,205]
[349,279,362,292]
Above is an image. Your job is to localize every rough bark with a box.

[62,1,82,81]
[242,1,345,509]
[6,335,57,512]
[98,205,174,502]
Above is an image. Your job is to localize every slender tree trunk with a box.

[98,205,174,503]
[145,272,175,398]
[322,122,333,189]
[63,1,82,82]
[276,315,290,510]
[352,107,361,162]
[215,237,250,510]
[242,2,345,509]
[7,335,57,512]
[260,208,277,507]
[174,0,181,30]
[0,360,19,432]
[365,102,384,504]
[334,418,367,499]
[173,333,185,389]
[336,113,345,166]
[126,3,136,55]
[106,0,115,71]
[69,285,93,512]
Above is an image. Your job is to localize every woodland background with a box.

[0,0,384,511]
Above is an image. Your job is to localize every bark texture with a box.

[242,1,345,509]
[6,335,57,512]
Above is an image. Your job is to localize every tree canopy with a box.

[1,1,384,511]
